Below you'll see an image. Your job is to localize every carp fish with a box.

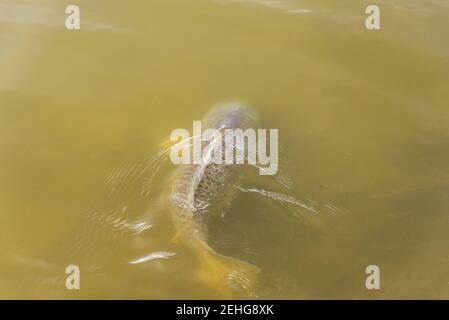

[170,103,261,296]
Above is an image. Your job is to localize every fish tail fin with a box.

[194,241,260,298]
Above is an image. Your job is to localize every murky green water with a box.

[1,0,449,299]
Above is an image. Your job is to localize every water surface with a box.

[1,0,448,299]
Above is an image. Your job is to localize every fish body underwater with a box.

[170,103,261,296]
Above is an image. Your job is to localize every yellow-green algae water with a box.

[0,0,448,299]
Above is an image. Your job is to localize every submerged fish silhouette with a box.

[170,103,261,296]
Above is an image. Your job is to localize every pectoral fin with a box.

[159,139,176,149]
[171,232,183,245]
